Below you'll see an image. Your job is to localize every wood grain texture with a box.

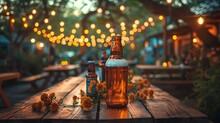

[42,78,97,123]
[0,77,84,122]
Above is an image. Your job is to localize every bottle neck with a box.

[109,40,123,59]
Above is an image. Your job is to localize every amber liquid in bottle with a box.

[105,35,128,108]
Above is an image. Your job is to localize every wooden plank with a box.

[155,90,209,123]
[42,78,97,123]
[99,100,153,123]
[0,77,84,122]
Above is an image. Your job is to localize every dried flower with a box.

[49,92,55,99]
[135,91,142,97]
[36,101,43,111]
[81,96,93,111]
[138,79,145,90]
[96,82,105,92]
[88,86,93,93]
[80,89,86,97]
[149,89,154,97]
[128,70,134,80]
[90,80,97,86]
[50,102,59,112]
[102,93,107,99]
[142,88,149,96]
[128,93,135,101]
[44,98,51,107]
[73,95,78,101]
[128,83,135,90]
[140,93,147,101]
[32,102,38,111]
[41,93,48,101]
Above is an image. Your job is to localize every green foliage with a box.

[192,51,220,120]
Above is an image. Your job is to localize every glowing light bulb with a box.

[120,5,125,11]
[44,18,49,23]
[60,21,64,26]
[32,9,37,14]
[197,16,204,25]
[97,8,102,14]
[51,10,56,16]
[75,23,80,28]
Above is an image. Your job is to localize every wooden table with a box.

[0,75,208,123]
[0,72,20,107]
[43,64,80,85]
[136,65,193,79]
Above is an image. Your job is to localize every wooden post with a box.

[163,16,168,61]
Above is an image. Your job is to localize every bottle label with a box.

[86,78,97,97]
[98,67,103,82]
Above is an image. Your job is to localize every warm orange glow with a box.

[51,10,56,16]
[72,29,76,34]
[33,28,38,32]
[106,23,111,28]
[75,23,80,28]
[172,35,178,40]
[159,15,164,20]
[6,12,10,16]
[44,18,49,23]
[101,34,106,39]
[130,43,135,50]
[30,38,35,43]
[166,0,172,4]
[96,29,101,34]
[144,22,149,27]
[148,17,153,22]
[28,15,33,20]
[120,22,125,27]
[35,22,39,27]
[134,20,140,25]
[47,25,52,30]
[32,9,37,14]
[97,8,102,13]
[90,24,96,29]
[193,38,197,43]
[61,60,68,65]
[11,18,15,23]
[22,17,26,22]
[84,29,89,34]
[3,5,8,10]
[39,42,44,48]
[60,21,65,26]
[24,23,28,28]
[197,16,204,25]
[109,28,114,33]
[163,62,168,67]
[60,28,64,32]
[42,29,46,33]
[120,5,125,11]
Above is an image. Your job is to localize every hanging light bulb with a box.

[197,16,204,25]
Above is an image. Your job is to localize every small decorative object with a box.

[32,92,59,112]
[86,61,97,97]
[98,51,108,82]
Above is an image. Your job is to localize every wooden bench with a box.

[19,73,49,90]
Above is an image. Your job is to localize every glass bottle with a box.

[105,35,128,108]
[98,51,108,82]
[86,61,97,97]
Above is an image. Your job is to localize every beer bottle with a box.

[98,51,108,82]
[105,35,128,108]
[86,61,97,97]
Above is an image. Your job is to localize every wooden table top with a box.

[44,64,80,72]
[136,64,193,70]
[0,76,208,123]
[0,72,20,82]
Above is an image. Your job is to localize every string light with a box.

[11,18,15,23]
[51,10,56,16]
[75,23,80,28]
[96,29,101,34]
[120,5,125,11]
[134,20,140,25]
[193,38,198,43]
[172,35,177,40]
[197,16,204,25]
[30,38,35,43]
[29,15,33,20]
[106,23,111,28]
[6,12,10,16]
[32,9,37,14]
[24,23,28,28]
[3,5,8,10]
[84,29,89,34]
[22,17,26,21]
[166,0,172,4]
[159,15,164,20]
[97,8,102,14]
[47,25,52,30]
[60,21,64,26]
[44,18,49,23]
[120,22,125,27]
[35,22,39,27]
[148,17,153,22]
[90,24,96,29]
[144,22,149,27]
